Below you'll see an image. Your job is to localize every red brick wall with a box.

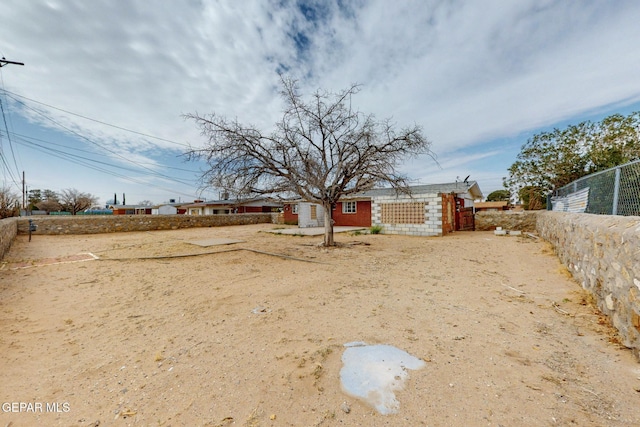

[441,194,455,235]
[283,204,298,225]
[240,206,263,213]
[332,201,371,227]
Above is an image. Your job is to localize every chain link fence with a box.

[551,159,640,216]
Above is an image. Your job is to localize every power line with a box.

[0,97,22,179]
[11,130,196,172]
[4,95,195,185]
[0,84,205,198]
[13,134,198,198]
[0,88,190,148]
[11,130,199,176]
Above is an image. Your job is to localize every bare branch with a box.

[185,78,434,245]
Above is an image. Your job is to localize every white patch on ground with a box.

[340,342,425,414]
[187,238,244,247]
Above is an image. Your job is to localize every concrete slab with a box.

[266,226,366,236]
[188,238,244,247]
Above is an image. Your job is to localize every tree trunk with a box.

[322,202,334,246]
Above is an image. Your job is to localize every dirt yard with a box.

[1,224,639,426]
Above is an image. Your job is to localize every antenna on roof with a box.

[463,175,470,183]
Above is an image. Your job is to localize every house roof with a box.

[344,181,483,200]
[108,205,151,210]
[475,201,509,209]
[180,197,283,209]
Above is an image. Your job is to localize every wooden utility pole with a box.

[0,58,25,68]
[22,171,25,211]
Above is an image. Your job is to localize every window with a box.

[310,205,317,220]
[342,201,357,213]
[292,204,299,214]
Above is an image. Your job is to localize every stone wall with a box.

[16,213,278,235]
[0,217,18,260]
[537,211,640,358]
[475,210,538,231]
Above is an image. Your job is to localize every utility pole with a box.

[3,59,25,216]
[0,57,24,68]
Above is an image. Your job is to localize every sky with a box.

[1,0,640,206]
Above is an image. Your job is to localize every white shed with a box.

[152,205,178,215]
[297,202,325,228]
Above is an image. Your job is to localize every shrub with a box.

[370,225,383,234]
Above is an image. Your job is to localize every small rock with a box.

[341,402,351,413]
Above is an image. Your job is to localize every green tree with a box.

[27,189,42,210]
[186,77,432,246]
[587,112,640,172]
[505,111,640,206]
[486,189,510,202]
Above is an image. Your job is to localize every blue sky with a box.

[1,0,640,205]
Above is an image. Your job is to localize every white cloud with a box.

[1,0,639,201]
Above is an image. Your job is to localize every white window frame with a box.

[292,204,299,214]
[342,201,357,214]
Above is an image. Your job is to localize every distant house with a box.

[152,204,179,215]
[147,202,188,215]
[474,201,510,212]
[283,181,483,236]
[109,205,152,215]
[181,198,282,216]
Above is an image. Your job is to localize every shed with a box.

[152,204,178,215]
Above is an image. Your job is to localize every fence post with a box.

[612,166,621,215]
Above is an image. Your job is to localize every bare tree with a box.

[186,78,433,246]
[0,186,19,218]
[59,188,98,215]
[31,189,62,213]
[37,199,63,213]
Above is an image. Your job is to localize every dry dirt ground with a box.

[1,223,639,427]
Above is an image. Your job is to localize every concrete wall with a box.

[16,213,278,235]
[537,212,640,358]
[372,193,443,236]
[0,217,18,260]
[475,210,538,231]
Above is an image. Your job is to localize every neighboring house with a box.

[283,198,372,227]
[109,205,152,215]
[152,204,179,215]
[474,201,510,212]
[181,198,282,216]
[284,181,483,236]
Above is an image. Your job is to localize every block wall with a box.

[371,194,443,236]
